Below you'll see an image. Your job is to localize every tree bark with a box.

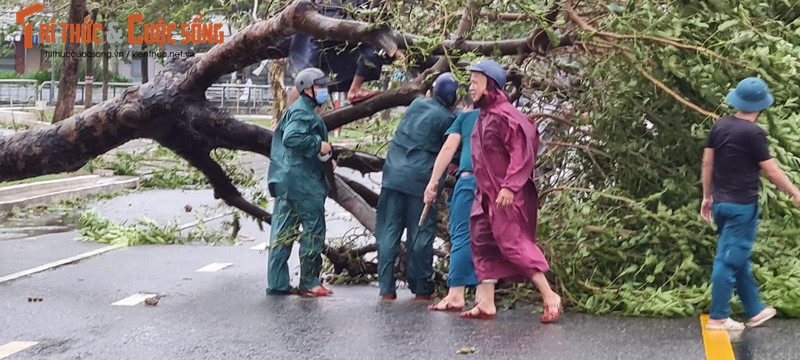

[102,9,110,101]
[52,0,88,123]
[0,0,579,280]
[1,0,566,236]
[84,9,99,109]
[140,44,149,83]
[268,59,287,127]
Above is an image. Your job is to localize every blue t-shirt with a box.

[445,109,479,173]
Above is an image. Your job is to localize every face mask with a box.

[314,88,329,105]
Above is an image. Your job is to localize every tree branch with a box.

[333,147,385,173]
[174,146,272,223]
[331,174,376,233]
[564,4,720,120]
[198,108,387,175]
[402,32,575,57]
[0,96,144,181]
[322,81,425,129]
[337,175,379,207]
[620,52,719,119]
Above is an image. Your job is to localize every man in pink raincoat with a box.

[460,59,562,324]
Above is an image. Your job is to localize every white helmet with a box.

[295,67,330,92]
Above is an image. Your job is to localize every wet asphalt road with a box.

[2,243,704,360]
[2,242,800,360]
[2,164,800,359]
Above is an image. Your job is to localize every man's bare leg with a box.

[347,75,365,102]
[347,75,381,103]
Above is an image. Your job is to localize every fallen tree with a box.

[3,0,800,318]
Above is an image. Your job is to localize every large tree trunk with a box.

[52,0,88,123]
[84,9,99,109]
[1,0,570,277]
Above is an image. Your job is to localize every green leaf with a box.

[654,261,666,274]
[718,19,739,31]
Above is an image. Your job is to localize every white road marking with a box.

[0,213,233,284]
[250,242,269,251]
[0,245,124,284]
[0,341,38,359]
[195,262,233,272]
[111,292,158,306]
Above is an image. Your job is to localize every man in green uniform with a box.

[376,72,459,300]
[267,67,335,298]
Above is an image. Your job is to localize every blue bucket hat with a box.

[726,77,774,112]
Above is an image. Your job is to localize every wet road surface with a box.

[2,166,799,359]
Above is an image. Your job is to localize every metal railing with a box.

[0,80,273,115]
[204,84,273,114]
[0,80,39,106]
[37,81,137,105]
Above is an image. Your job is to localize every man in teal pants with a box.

[267,67,335,298]
[702,77,800,330]
[376,72,459,300]
[423,98,479,311]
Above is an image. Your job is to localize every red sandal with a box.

[459,306,496,320]
[540,302,562,324]
[298,285,333,298]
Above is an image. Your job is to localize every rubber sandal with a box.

[427,300,464,312]
[348,90,382,104]
[747,306,777,328]
[381,293,397,300]
[298,286,333,298]
[540,301,562,324]
[705,318,745,331]
[459,306,496,320]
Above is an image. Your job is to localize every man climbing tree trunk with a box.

[52,0,88,123]
[85,8,99,109]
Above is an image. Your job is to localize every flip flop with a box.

[348,90,383,104]
[459,306,496,320]
[427,300,464,312]
[298,286,333,298]
[540,301,563,324]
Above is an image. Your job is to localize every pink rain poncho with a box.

[469,87,549,283]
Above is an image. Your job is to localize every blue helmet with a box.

[432,72,459,107]
[468,59,506,89]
